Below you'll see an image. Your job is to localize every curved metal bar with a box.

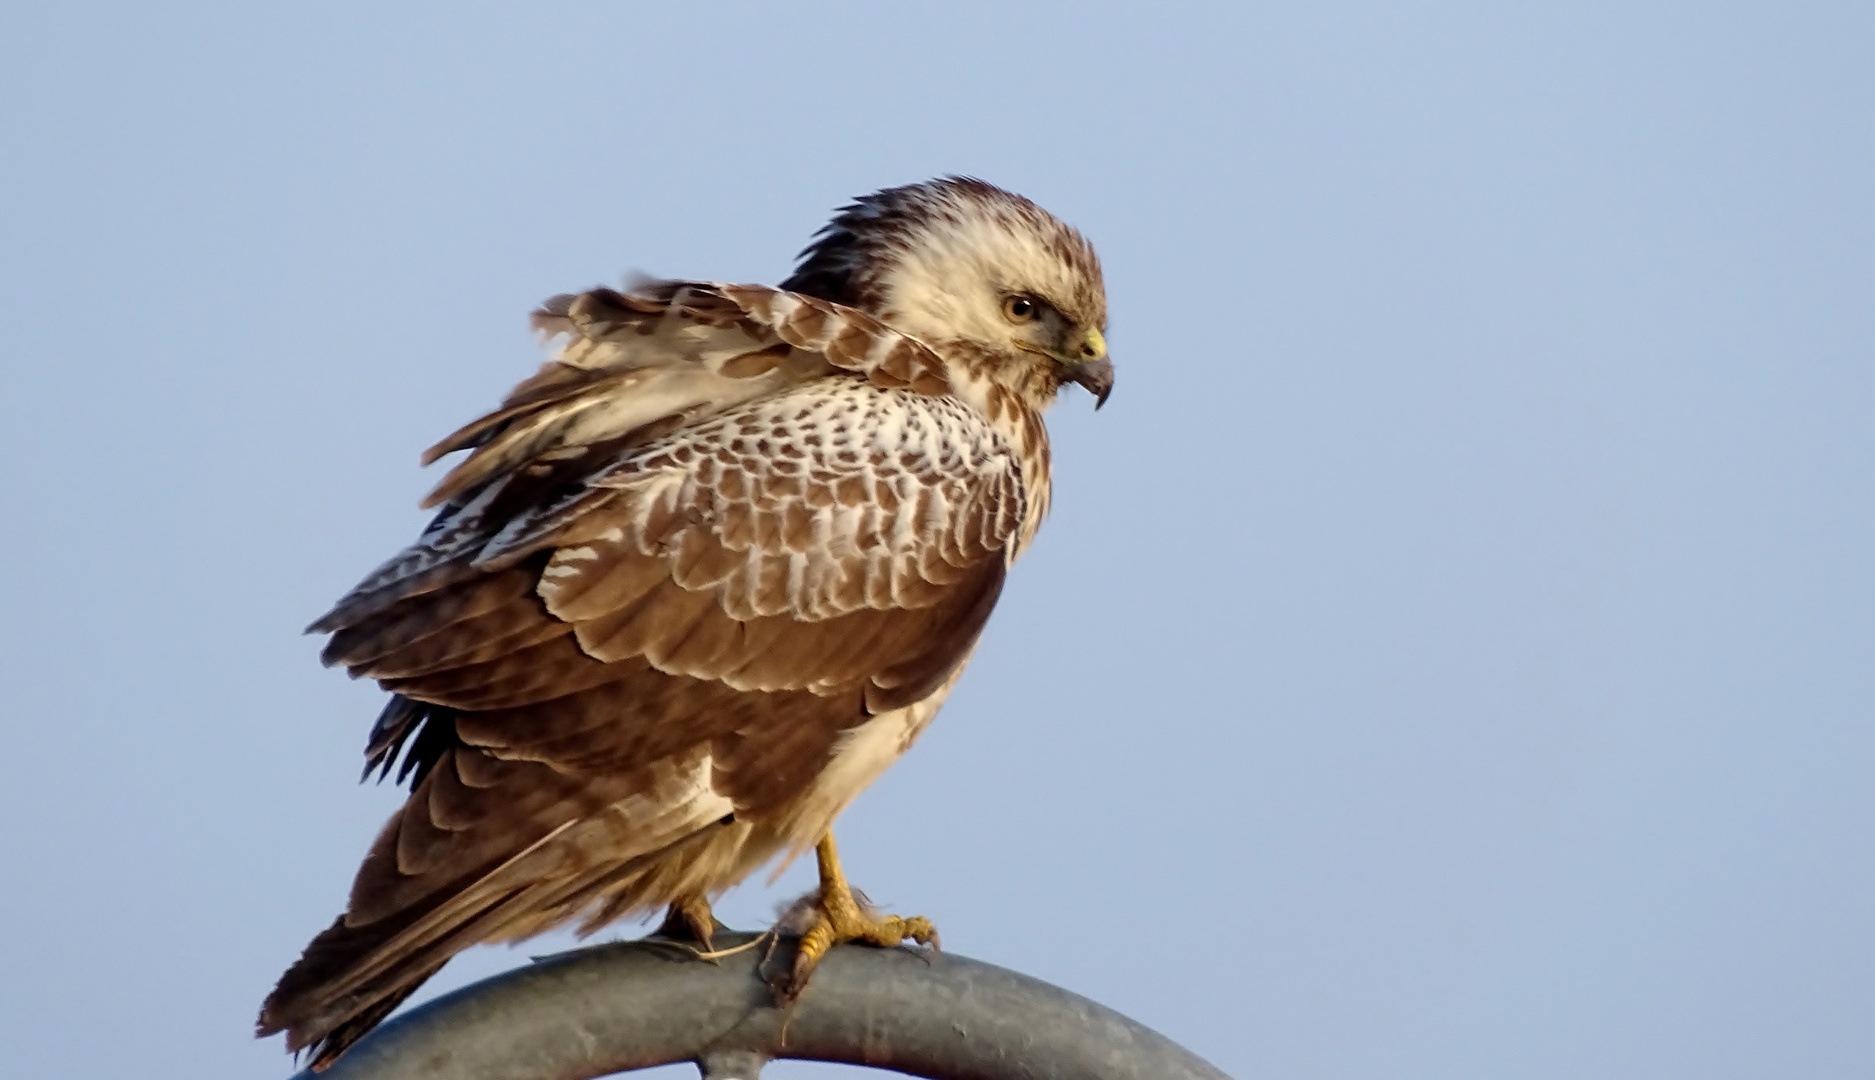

[289,931,1230,1080]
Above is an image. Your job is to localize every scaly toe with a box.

[774,903,938,1001]
[771,833,939,1001]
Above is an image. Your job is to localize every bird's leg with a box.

[776,832,937,1000]
[654,894,722,954]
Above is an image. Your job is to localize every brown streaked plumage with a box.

[259,177,1113,1068]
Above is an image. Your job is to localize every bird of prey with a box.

[258,177,1113,1068]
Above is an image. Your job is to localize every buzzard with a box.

[259,177,1113,1067]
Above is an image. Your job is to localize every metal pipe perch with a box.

[288,930,1229,1080]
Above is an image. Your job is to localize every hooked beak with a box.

[1067,325,1113,409]
[1069,356,1115,409]
[1019,326,1116,409]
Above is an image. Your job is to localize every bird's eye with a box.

[1002,295,1037,323]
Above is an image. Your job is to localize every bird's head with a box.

[781,177,1113,409]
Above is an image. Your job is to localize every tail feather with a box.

[303,972,442,1072]
[257,908,448,1068]
[256,759,739,1067]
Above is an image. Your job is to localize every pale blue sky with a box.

[2,3,1870,1078]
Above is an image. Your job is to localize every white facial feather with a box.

[875,204,1083,346]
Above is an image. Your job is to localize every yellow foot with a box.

[773,833,938,1001]
[654,894,722,954]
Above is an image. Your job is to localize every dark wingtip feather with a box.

[361,696,421,783]
[357,696,461,790]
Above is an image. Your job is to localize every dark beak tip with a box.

[1070,356,1115,411]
